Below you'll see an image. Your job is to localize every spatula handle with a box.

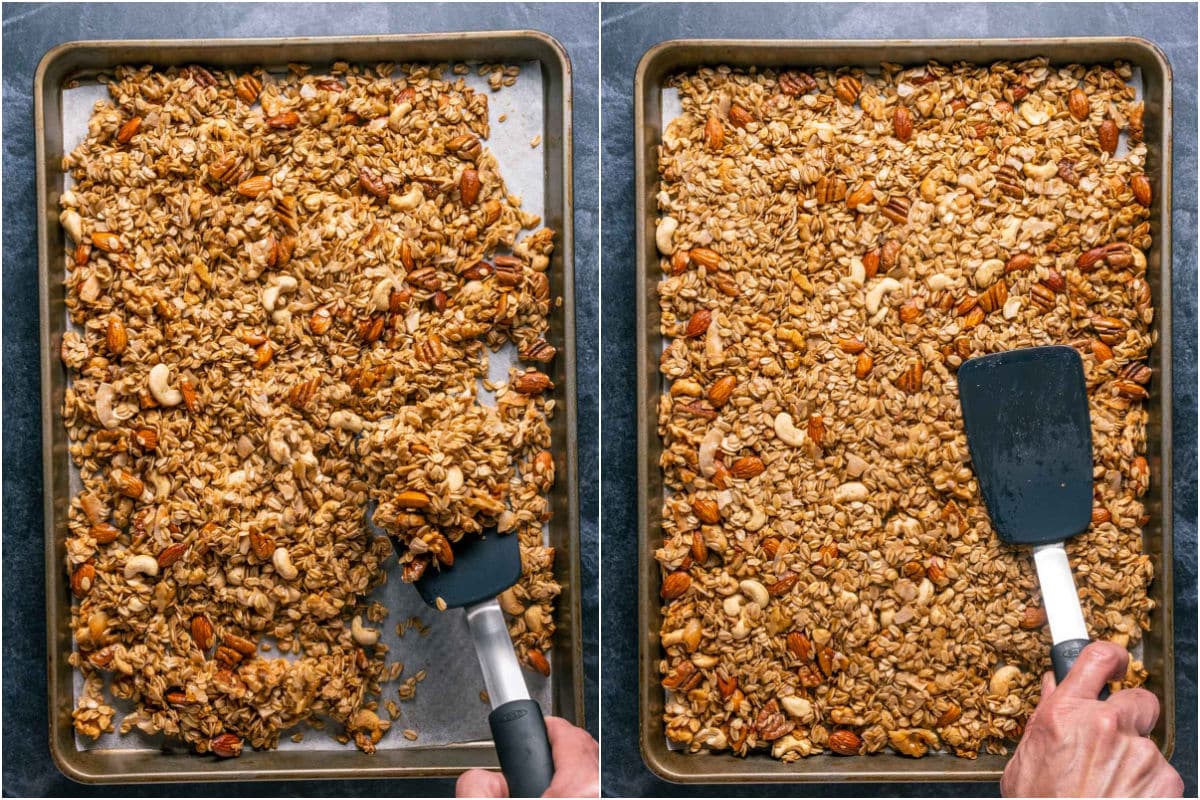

[1033,544,1109,700]
[1050,639,1111,700]
[489,699,554,797]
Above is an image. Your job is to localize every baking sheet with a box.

[62,60,552,754]
[657,66,1145,755]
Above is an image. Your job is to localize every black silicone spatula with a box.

[958,345,1107,696]
[415,530,554,797]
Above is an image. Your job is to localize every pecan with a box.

[834,75,862,104]
[754,700,791,741]
[662,659,699,691]
[787,631,812,660]
[1119,362,1152,385]
[881,196,911,225]
[358,167,389,198]
[779,70,817,96]
[815,174,847,204]
[995,164,1024,198]
[1057,158,1081,187]
[978,280,1008,314]
[235,74,262,104]
[896,361,924,393]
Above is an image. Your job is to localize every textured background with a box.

[599,3,1197,797]
[1,3,598,796]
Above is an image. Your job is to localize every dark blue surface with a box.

[599,3,1197,797]
[1,3,598,796]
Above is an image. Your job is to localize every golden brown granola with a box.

[654,58,1154,761]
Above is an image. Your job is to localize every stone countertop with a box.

[0,3,597,796]
[599,3,1196,796]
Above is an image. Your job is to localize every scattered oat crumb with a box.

[480,690,490,704]
[498,113,508,123]
[530,134,542,148]
[291,731,305,743]
[403,729,419,741]
[435,596,447,611]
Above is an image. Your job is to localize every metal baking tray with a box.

[36,32,580,784]
[635,37,1173,784]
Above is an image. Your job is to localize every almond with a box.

[838,337,866,354]
[71,562,96,598]
[854,352,873,378]
[899,300,921,324]
[460,168,481,205]
[729,456,765,479]
[1091,506,1112,526]
[1067,87,1089,121]
[787,631,812,660]
[210,732,243,758]
[157,543,187,569]
[707,376,737,408]
[179,376,199,413]
[249,528,275,560]
[1113,379,1149,400]
[728,103,754,128]
[111,468,144,499]
[691,530,708,563]
[1131,174,1152,207]
[527,649,551,677]
[1020,606,1048,629]
[395,490,431,509]
[690,497,721,524]
[807,414,826,447]
[253,341,275,369]
[761,537,780,559]
[846,181,874,210]
[704,115,724,149]
[880,239,901,270]
[668,250,691,275]
[1098,119,1119,155]
[767,572,799,596]
[116,116,143,144]
[936,703,962,727]
[660,571,691,600]
[513,370,554,395]
[689,247,720,269]
[1005,253,1034,273]
[90,522,121,544]
[892,105,913,142]
[266,111,301,129]
[828,729,862,755]
[90,231,123,253]
[683,309,712,338]
[862,250,880,278]
[1043,270,1066,293]
[1091,340,1114,363]
[236,176,272,198]
[106,317,128,355]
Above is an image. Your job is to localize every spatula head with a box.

[957,345,1094,545]
[414,529,522,609]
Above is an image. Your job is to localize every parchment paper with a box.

[64,59,552,753]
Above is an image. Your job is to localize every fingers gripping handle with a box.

[489,699,554,798]
[1050,639,1111,700]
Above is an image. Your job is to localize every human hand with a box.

[456,716,598,798]
[1001,641,1182,797]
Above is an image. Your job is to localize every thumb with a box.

[456,768,509,798]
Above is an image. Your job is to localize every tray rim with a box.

[35,29,580,784]
[635,35,1174,784]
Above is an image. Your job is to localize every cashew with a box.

[351,615,379,646]
[1132,248,1146,272]
[147,363,183,407]
[79,273,102,304]
[691,653,719,669]
[388,101,413,131]
[739,579,769,608]
[723,594,745,617]
[957,172,983,198]
[1003,296,1022,319]
[730,619,751,640]
[917,578,935,606]
[865,277,902,315]
[655,216,678,254]
[329,410,365,433]
[926,273,952,291]
[523,606,544,634]
[773,412,808,448]
[772,733,814,759]
[446,465,464,492]
[744,502,767,533]
[1020,99,1050,126]
[498,588,525,616]
[695,727,728,750]
[124,554,159,579]
[846,257,866,286]
[262,275,298,313]
[370,277,394,311]
[60,209,83,243]
[661,628,686,647]
[974,259,1005,288]
[781,695,814,722]
[272,547,299,580]
[389,185,423,211]
[833,481,869,504]
[698,428,723,478]
[990,664,1023,695]
[95,383,133,429]
[1023,162,1058,180]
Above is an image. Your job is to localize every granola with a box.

[58,60,559,755]
[654,59,1154,761]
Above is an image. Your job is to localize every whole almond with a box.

[224,633,257,657]
[236,176,272,198]
[90,522,121,544]
[116,116,143,144]
[157,543,187,569]
[690,497,721,524]
[513,370,554,395]
[111,468,144,499]
[892,105,914,142]
[1131,174,1152,207]
[828,729,862,755]
[730,456,765,479]
[684,309,712,338]
[704,115,725,149]
[1020,606,1048,629]
[707,376,737,407]
[1098,119,1119,155]
[1068,88,1089,121]
[1091,340,1114,363]
[1042,270,1066,293]
[71,562,96,598]
[266,111,300,129]
[767,572,799,596]
[690,530,708,563]
[855,352,873,378]
[527,649,551,677]
[846,181,874,210]
[787,630,812,660]
[1005,253,1034,273]
[106,317,128,355]
[460,168,481,205]
[1113,379,1149,400]
[862,250,880,278]
[395,489,432,509]
[90,231,123,253]
[1092,506,1113,525]
[728,103,754,128]
[660,571,691,600]
[899,300,921,324]
[689,247,720,269]
[838,337,866,354]
[210,733,243,758]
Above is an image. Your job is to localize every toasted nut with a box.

[90,522,121,544]
[272,547,299,580]
[352,616,380,646]
[1005,253,1034,273]
[224,633,257,657]
[684,309,712,338]
[846,181,874,210]
[104,317,129,355]
[157,543,187,569]
[828,729,862,755]
[266,111,300,129]
[1019,606,1047,629]
[111,468,145,499]
[513,370,554,395]
[691,497,721,524]
[527,649,551,677]
[895,361,924,394]
[807,415,826,447]
[116,116,143,144]
[235,74,262,104]
[1113,379,1149,400]
[690,530,708,564]
[1042,270,1065,293]
[1098,119,1119,155]
[834,481,869,504]
[730,456,765,479]
[71,562,96,598]
[936,703,963,727]
[1120,362,1153,385]
[787,631,812,660]
[893,105,914,142]
[210,732,243,758]
[236,176,272,197]
[779,70,817,96]
[728,103,754,128]
[395,490,431,509]
[1131,174,1152,206]
[773,412,807,447]
[707,376,737,407]
[460,168,481,205]
[739,579,769,607]
[834,75,862,104]
[838,337,866,354]
[889,728,940,758]
[990,664,1022,694]
[191,615,214,651]
[978,280,1008,314]
[704,115,725,149]
[661,571,691,600]
[854,353,873,378]
[124,554,159,579]
[1068,88,1090,120]
[690,247,720,269]
[91,231,123,253]
[655,216,678,254]
[767,573,799,596]
[1092,340,1114,363]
